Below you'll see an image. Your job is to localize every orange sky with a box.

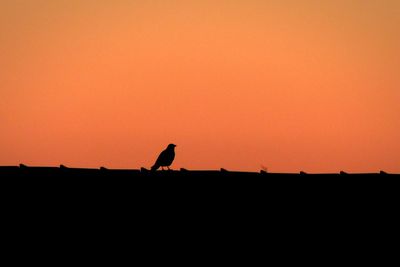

[1,0,399,172]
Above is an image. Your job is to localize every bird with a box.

[151,144,176,171]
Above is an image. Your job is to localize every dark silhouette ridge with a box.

[151,144,176,171]
[0,165,398,178]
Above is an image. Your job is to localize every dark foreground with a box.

[2,165,398,213]
[1,165,398,178]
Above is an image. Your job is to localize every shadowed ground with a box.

[0,165,398,178]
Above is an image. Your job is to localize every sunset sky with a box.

[1,0,399,172]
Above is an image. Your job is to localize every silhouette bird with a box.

[151,144,176,171]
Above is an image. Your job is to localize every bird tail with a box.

[151,164,159,171]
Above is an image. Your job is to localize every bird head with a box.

[167,144,176,149]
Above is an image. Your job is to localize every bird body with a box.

[151,144,176,171]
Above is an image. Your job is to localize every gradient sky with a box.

[1,0,399,172]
